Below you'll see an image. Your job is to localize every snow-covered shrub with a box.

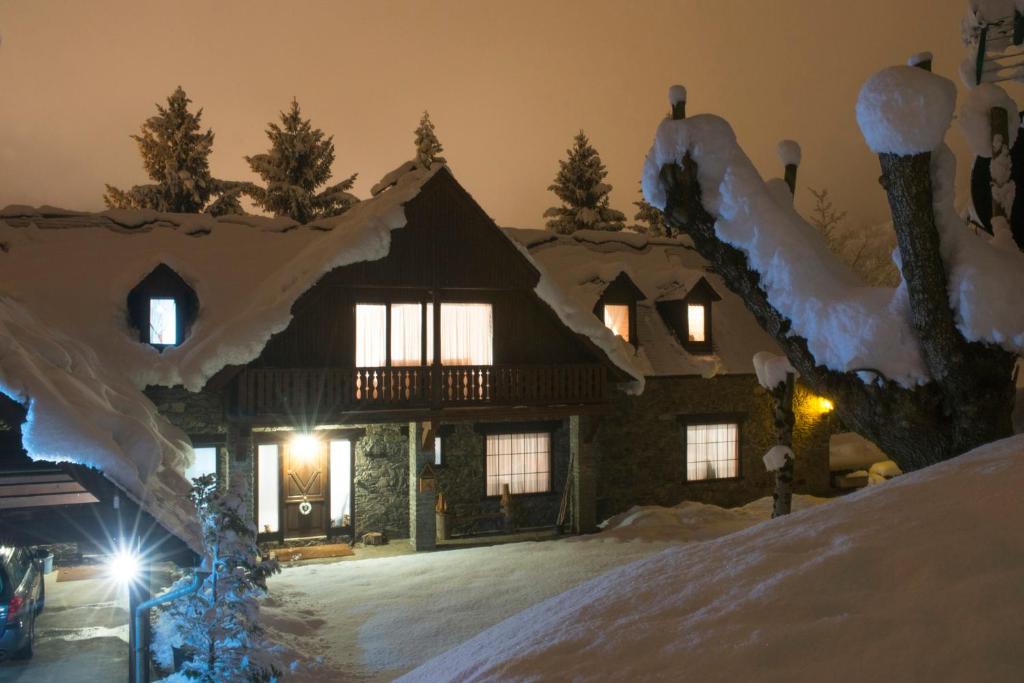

[154,472,281,681]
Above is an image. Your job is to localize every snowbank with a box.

[405,434,1024,682]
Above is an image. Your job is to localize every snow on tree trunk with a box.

[645,71,1018,472]
[767,373,796,518]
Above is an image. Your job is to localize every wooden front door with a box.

[282,437,328,538]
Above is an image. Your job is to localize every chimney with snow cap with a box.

[668,85,686,120]
[908,51,933,71]
[777,140,802,194]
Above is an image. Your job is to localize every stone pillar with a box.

[408,422,437,551]
[570,415,597,534]
[227,424,254,521]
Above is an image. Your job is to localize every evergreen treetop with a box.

[414,111,445,169]
[544,131,625,234]
[104,86,243,215]
[245,99,358,224]
[631,196,668,237]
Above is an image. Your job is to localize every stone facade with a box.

[353,424,409,540]
[591,374,832,523]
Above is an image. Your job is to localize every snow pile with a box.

[405,434,1024,682]
[762,444,795,471]
[668,84,687,106]
[829,431,888,471]
[958,83,1020,158]
[867,459,903,484]
[752,350,794,388]
[642,111,927,386]
[855,66,957,155]
[262,494,825,679]
[907,51,933,67]
[776,139,801,167]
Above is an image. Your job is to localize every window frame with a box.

[477,421,560,498]
[354,300,494,368]
[678,414,744,483]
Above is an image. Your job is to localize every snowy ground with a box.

[0,575,129,682]
[262,496,825,681]
[406,435,1024,682]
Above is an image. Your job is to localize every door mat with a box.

[273,543,354,562]
[56,564,107,582]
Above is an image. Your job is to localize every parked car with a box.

[0,546,45,661]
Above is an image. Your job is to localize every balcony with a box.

[231,364,609,419]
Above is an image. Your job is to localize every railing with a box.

[233,364,607,417]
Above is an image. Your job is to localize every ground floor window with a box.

[185,445,217,482]
[685,422,739,481]
[485,432,551,495]
[257,443,280,534]
[329,439,352,528]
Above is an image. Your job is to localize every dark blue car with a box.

[0,546,45,661]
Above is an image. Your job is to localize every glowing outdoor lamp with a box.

[814,396,835,414]
[290,433,320,460]
[108,540,143,585]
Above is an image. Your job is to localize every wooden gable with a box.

[592,271,645,347]
[255,168,627,376]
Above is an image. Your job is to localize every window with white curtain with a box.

[256,444,280,534]
[149,298,177,345]
[685,422,738,481]
[329,440,352,528]
[185,446,217,482]
[356,304,387,367]
[485,432,551,495]
[687,304,706,342]
[391,303,424,366]
[441,303,493,365]
[603,304,631,341]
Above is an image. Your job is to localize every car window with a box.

[7,550,27,586]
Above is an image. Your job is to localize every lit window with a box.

[391,303,424,366]
[685,423,738,481]
[603,304,630,341]
[434,435,443,466]
[687,304,706,342]
[185,446,217,482]
[486,432,551,495]
[329,440,352,528]
[256,444,280,534]
[149,298,177,345]
[356,304,387,367]
[441,303,492,365]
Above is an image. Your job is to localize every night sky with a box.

[0,0,1006,229]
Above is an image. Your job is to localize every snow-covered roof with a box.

[503,228,780,377]
[0,164,647,549]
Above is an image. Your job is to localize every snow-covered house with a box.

[0,165,644,552]
[505,228,833,520]
[0,164,830,555]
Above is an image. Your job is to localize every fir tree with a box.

[544,131,625,234]
[414,111,445,168]
[104,87,244,214]
[157,472,280,681]
[245,99,358,224]
[631,196,668,237]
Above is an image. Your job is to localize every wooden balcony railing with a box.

[232,364,608,418]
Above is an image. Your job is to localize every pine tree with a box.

[414,111,445,168]
[631,196,668,237]
[245,99,358,224]
[544,131,625,234]
[104,87,244,214]
[157,472,280,681]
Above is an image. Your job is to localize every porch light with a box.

[107,541,142,585]
[291,433,320,460]
[813,396,834,414]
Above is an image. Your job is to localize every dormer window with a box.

[687,304,706,343]
[593,272,645,348]
[127,264,198,349]
[149,298,178,345]
[603,304,631,342]
[656,276,721,355]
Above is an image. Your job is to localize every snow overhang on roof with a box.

[0,162,445,551]
[503,228,781,379]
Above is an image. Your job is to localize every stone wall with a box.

[591,374,832,523]
[436,421,570,536]
[354,423,409,540]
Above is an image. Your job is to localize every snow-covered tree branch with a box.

[644,65,1023,470]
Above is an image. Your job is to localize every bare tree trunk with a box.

[769,373,796,517]
[658,138,1016,471]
